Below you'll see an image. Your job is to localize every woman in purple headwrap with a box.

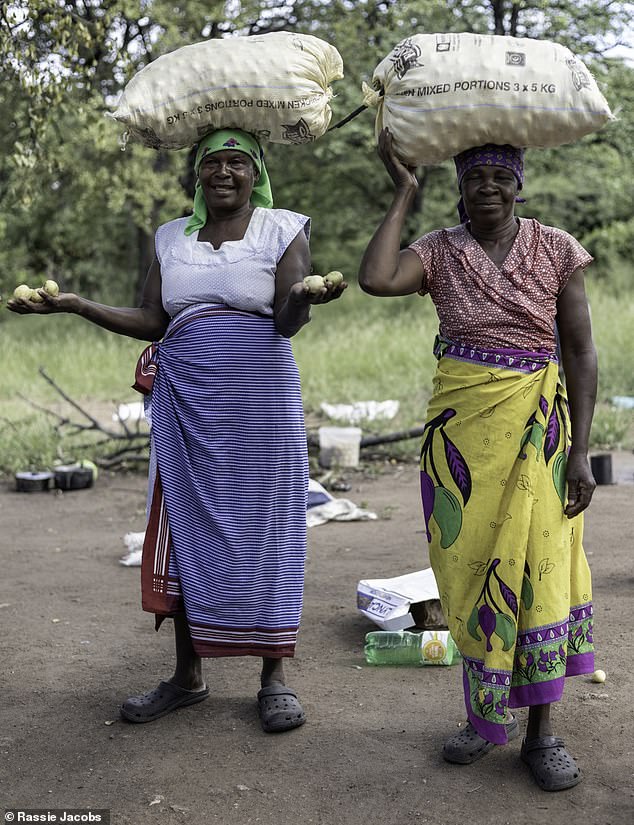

[359,128,597,792]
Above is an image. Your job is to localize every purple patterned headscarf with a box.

[454,144,526,223]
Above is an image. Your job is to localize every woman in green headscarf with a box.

[8,127,346,733]
[185,128,274,233]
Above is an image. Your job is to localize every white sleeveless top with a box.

[155,208,310,318]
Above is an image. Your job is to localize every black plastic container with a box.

[54,465,94,491]
[15,471,54,492]
[590,453,614,485]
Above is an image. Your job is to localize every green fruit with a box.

[303,275,326,294]
[552,451,567,506]
[29,288,44,303]
[43,279,59,297]
[79,459,98,481]
[494,612,516,651]
[432,486,462,548]
[521,574,534,610]
[13,284,31,300]
[467,605,482,641]
[323,270,344,287]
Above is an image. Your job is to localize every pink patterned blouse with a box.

[408,218,593,353]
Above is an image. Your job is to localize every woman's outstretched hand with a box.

[6,288,78,315]
[289,278,347,306]
[377,127,418,192]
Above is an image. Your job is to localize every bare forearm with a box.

[562,345,598,454]
[73,296,169,341]
[358,187,417,295]
[274,297,311,338]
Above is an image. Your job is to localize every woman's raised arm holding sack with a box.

[358,128,425,296]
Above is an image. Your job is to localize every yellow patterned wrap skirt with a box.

[421,338,594,744]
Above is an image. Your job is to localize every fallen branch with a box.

[20,369,427,470]
[360,426,426,447]
[307,426,426,449]
[16,368,151,469]
[37,367,104,429]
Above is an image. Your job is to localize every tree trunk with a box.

[135,225,155,304]
[492,0,507,35]
[509,2,521,37]
[490,0,522,36]
[134,151,170,301]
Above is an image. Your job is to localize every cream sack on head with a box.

[111,31,344,150]
[363,32,614,166]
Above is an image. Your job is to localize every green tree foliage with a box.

[0,0,633,307]
[515,58,634,292]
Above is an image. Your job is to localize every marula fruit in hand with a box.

[303,275,326,294]
[29,288,44,303]
[43,279,59,297]
[13,284,31,300]
[324,270,344,287]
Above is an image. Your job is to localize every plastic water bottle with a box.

[364,630,461,666]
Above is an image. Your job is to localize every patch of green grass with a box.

[586,283,634,398]
[0,413,61,474]
[590,403,634,452]
[1,282,633,474]
[2,313,146,404]
[293,284,438,430]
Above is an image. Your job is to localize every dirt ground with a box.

[1,451,633,825]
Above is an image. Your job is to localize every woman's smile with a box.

[198,148,258,211]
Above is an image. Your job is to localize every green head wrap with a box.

[184,128,274,237]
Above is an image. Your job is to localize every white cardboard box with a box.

[357,568,440,631]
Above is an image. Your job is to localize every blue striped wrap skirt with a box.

[136,304,308,658]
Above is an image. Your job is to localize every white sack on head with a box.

[366,32,614,166]
[111,31,344,150]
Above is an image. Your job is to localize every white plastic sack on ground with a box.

[118,480,376,562]
[307,479,378,527]
[113,402,146,424]
[612,396,634,409]
[119,532,145,566]
[320,400,399,424]
[366,32,614,165]
[357,568,440,631]
[111,31,344,149]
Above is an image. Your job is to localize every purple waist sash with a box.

[433,335,558,374]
